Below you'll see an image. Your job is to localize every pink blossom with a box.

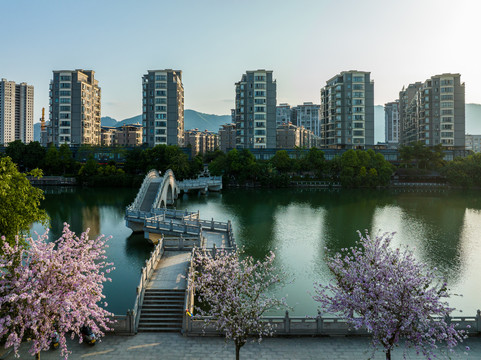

[0,223,115,359]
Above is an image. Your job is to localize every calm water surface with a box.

[33,187,481,316]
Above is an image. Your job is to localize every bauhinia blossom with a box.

[313,231,467,360]
[189,249,287,360]
[0,223,115,359]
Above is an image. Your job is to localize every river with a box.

[32,187,481,316]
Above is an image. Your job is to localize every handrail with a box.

[132,235,164,332]
[183,247,197,333]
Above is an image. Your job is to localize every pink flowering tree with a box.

[190,249,288,360]
[313,231,468,360]
[0,223,115,359]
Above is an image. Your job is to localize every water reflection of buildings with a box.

[81,206,100,237]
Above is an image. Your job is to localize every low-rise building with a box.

[219,123,236,152]
[295,102,320,136]
[466,134,481,153]
[184,129,219,156]
[276,123,321,149]
[115,123,142,146]
[101,126,116,146]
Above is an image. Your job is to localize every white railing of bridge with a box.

[178,176,222,190]
[185,311,481,336]
[144,216,203,237]
[128,170,160,211]
[151,170,179,210]
[152,208,199,221]
[132,235,164,332]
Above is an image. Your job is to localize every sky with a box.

[1,0,481,123]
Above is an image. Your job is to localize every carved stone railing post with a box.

[316,310,323,334]
[284,310,290,333]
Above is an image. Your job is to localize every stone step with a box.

[142,303,184,309]
[145,289,185,292]
[139,317,183,323]
[142,299,184,305]
[143,293,185,298]
[138,321,182,328]
[137,327,181,332]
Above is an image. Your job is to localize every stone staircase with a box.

[137,289,185,332]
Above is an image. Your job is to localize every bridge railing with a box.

[128,170,159,211]
[125,209,153,220]
[185,310,481,336]
[163,235,200,250]
[178,176,223,190]
[152,207,199,221]
[144,216,203,236]
[131,235,164,333]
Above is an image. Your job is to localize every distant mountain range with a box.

[33,110,232,142]
[33,105,481,144]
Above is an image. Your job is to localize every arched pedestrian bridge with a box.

[127,169,222,213]
[125,170,231,247]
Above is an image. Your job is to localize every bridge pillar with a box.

[146,232,163,245]
[126,219,144,233]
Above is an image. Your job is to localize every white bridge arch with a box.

[152,169,179,209]
[126,169,222,214]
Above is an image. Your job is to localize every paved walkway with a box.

[203,230,227,248]
[146,251,190,289]
[2,333,479,359]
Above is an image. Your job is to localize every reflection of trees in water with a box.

[124,232,153,262]
[393,191,467,281]
[219,188,476,285]
[220,189,282,260]
[40,187,138,238]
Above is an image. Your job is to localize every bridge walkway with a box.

[146,251,190,290]
[140,181,160,212]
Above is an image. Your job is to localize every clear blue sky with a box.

[1,0,480,122]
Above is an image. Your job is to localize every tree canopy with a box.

[190,249,287,360]
[314,231,467,360]
[0,157,49,245]
[0,224,114,359]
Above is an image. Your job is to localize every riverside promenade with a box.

[3,333,480,359]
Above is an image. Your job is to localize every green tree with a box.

[5,140,26,170]
[58,143,74,174]
[208,151,227,176]
[270,150,293,173]
[0,157,49,245]
[44,145,61,175]
[78,156,98,177]
[24,142,46,171]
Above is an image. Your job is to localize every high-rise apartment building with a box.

[320,70,374,148]
[384,101,399,147]
[0,79,34,145]
[142,70,184,147]
[296,102,320,137]
[45,70,101,146]
[235,70,276,149]
[399,74,465,148]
